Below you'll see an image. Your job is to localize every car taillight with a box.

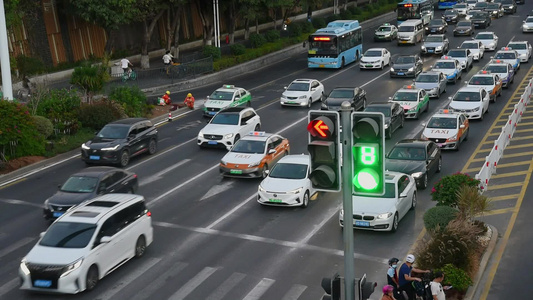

[146,211,152,217]
[133,174,138,178]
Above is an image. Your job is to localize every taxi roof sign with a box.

[438,109,451,114]
[501,47,512,51]
[223,84,235,89]
[249,131,266,136]
[479,70,491,74]
[402,85,416,89]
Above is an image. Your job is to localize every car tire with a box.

[135,236,147,258]
[420,173,428,190]
[410,193,417,210]
[307,98,312,108]
[119,150,130,168]
[464,128,469,141]
[148,139,157,155]
[362,98,367,111]
[381,62,384,70]
[437,157,442,173]
[261,164,269,179]
[391,213,399,233]
[254,124,261,131]
[247,101,252,107]
[341,57,345,68]
[85,265,99,291]
[443,85,447,94]
[425,101,429,112]
[301,191,309,208]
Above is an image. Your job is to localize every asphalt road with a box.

[1,5,533,300]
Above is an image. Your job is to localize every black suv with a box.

[495,0,517,13]
[81,118,158,167]
[425,19,448,34]
[321,87,367,111]
[364,102,405,139]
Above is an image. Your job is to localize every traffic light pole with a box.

[341,102,355,300]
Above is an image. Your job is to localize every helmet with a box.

[388,257,399,265]
[187,93,192,97]
[406,254,415,263]
[382,285,394,294]
[166,91,170,95]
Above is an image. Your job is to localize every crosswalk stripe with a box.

[0,237,34,259]
[168,267,218,300]
[97,257,161,300]
[242,278,276,300]
[205,272,246,300]
[281,284,307,300]
[0,278,19,298]
[130,261,188,300]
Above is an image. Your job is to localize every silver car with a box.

[444,49,474,70]
[414,71,447,98]
[421,34,450,55]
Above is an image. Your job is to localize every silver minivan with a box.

[398,19,424,45]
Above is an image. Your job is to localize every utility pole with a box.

[212,0,220,47]
[0,0,13,101]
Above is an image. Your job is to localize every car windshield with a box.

[426,36,443,43]
[495,52,517,59]
[357,182,395,198]
[329,89,354,98]
[388,146,426,161]
[364,50,382,57]
[444,10,456,16]
[429,20,444,26]
[39,222,97,248]
[97,125,129,139]
[467,0,476,4]
[209,90,234,100]
[527,17,533,23]
[447,50,466,57]
[454,91,481,101]
[211,113,239,125]
[501,0,513,3]
[454,4,467,8]
[469,76,494,85]
[377,26,392,32]
[433,61,455,69]
[416,74,438,83]
[457,21,471,27]
[487,3,499,8]
[393,92,418,101]
[427,117,457,129]
[398,26,414,32]
[269,163,308,179]
[461,43,478,49]
[476,34,493,40]
[485,65,507,73]
[287,82,310,91]
[474,3,488,8]
[508,43,526,50]
[395,56,415,64]
[364,106,391,117]
[472,12,487,17]
[60,176,99,193]
[231,140,265,154]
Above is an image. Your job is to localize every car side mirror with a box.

[421,122,426,127]
[39,232,46,238]
[464,80,468,84]
[400,192,408,198]
[265,170,270,175]
[284,86,288,89]
[311,88,316,91]
[268,149,276,154]
[100,236,112,244]
[206,96,210,99]
[388,96,393,100]
[448,96,453,101]
[460,124,466,129]
[58,184,62,189]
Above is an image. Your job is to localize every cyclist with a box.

[163,50,173,66]
[120,57,133,74]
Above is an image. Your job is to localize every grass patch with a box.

[45,128,95,157]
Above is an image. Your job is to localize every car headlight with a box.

[473,107,480,111]
[436,46,442,50]
[425,27,429,31]
[376,212,393,220]
[421,45,426,50]
[248,161,261,167]
[81,143,90,150]
[220,159,227,166]
[408,67,414,72]
[412,172,423,178]
[431,87,438,92]
[258,185,266,192]
[489,43,495,47]
[224,133,234,139]
[281,94,287,99]
[408,108,417,112]
[101,145,119,151]
[390,67,395,71]
[44,199,51,209]
[339,209,344,218]
[20,258,30,275]
[447,134,458,142]
[198,132,204,138]
[287,187,303,194]
[299,95,307,99]
[61,258,83,278]
[509,5,514,8]
[439,27,443,30]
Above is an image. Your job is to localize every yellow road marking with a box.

[491,171,528,179]
[483,207,515,216]
[463,160,531,173]
[488,128,533,136]
[489,194,520,202]
[487,182,523,190]
[516,121,533,127]
[0,178,26,190]
[476,143,533,154]
[482,135,533,144]
[470,151,533,163]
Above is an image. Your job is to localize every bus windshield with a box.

[308,35,338,56]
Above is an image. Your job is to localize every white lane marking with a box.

[206,194,256,229]
[158,137,170,143]
[96,257,161,300]
[205,272,247,300]
[0,278,19,298]
[129,261,188,300]
[0,237,34,259]
[360,70,390,87]
[200,181,234,201]
[139,159,191,186]
[298,205,340,245]
[0,198,44,208]
[242,278,276,300]
[168,267,218,300]
[281,284,307,300]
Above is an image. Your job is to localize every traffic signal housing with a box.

[307,111,341,192]
[351,112,385,196]
[321,273,341,300]
[356,274,377,300]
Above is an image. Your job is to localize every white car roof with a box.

[291,79,315,83]
[384,171,408,183]
[367,48,387,51]
[277,154,310,165]
[457,86,484,93]
[58,194,143,224]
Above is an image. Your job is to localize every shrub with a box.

[288,22,303,37]
[78,99,127,131]
[249,33,266,48]
[431,172,481,207]
[230,44,246,56]
[33,89,81,135]
[437,264,473,292]
[456,185,493,221]
[32,116,54,139]
[348,6,362,15]
[70,62,108,99]
[301,21,315,34]
[423,206,458,233]
[311,17,326,29]
[265,30,281,42]
[203,45,221,60]
[108,86,148,118]
[16,55,45,79]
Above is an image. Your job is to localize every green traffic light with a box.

[353,168,379,190]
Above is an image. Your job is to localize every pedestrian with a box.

[430,271,449,300]
[120,57,133,74]
[184,93,195,110]
[387,257,402,299]
[163,50,173,66]
[381,285,397,300]
[398,254,430,300]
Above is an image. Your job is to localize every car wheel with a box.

[148,139,157,155]
[425,102,429,112]
[391,213,399,233]
[437,157,442,173]
[480,110,484,121]
[381,62,384,70]
[464,128,469,141]
[410,193,417,210]
[443,85,447,94]
[301,191,309,208]
[420,173,428,190]
[362,98,367,111]
[307,98,312,108]
[415,111,419,120]
[85,265,99,291]
[135,236,147,258]
[261,164,269,178]
[254,124,261,131]
[119,151,130,168]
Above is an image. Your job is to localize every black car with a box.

[321,87,367,111]
[485,3,504,18]
[443,9,459,23]
[390,54,424,78]
[43,167,139,220]
[454,20,475,36]
[81,118,158,167]
[364,102,405,139]
[385,139,442,189]
[425,19,448,34]
[471,11,492,28]
[495,0,517,13]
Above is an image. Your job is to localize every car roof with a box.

[331,87,356,91]
[241,132,274,141]
[366,102,394,107]
[384,171,409,183]
[431,113,459,119]
[71,166,123,178]
[277,154,310,165]
[57,194,144,224]
[458,86,484,92]
[395,139,431,147]
[366,48,386,51]
[291,79,315,83]
[219,107,249,113]
[110,118,148,125]
[418,71,441,76]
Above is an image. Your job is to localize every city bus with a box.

[307,20,363,69]
[397,0,434,25]
[438,0,457,9]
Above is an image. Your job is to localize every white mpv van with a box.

[19,194,153,294]
[398,19,424,45]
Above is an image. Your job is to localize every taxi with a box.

[484,60,515,88]
[374,23,398,41]
[203,85,252,117]
[389,85,430,119]
[421,109,469,150]
[506,41,532,63]
[431,57,463,83]
[493,47,520,71]
[220,132,290,178]
[465,70,502,102]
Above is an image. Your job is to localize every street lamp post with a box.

[0,0,13,100]
[213,0,220,47]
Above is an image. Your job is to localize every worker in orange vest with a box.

[184,93,195,110]
[159,91,171,106]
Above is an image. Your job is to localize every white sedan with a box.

[460,40,485,61]
[360,48,391,69]
[257,154,316,207]
[339,172,417,232]
[474,32,499,51]
[280,79,324,108]
[449,87,490,120]
[507,41,532,63]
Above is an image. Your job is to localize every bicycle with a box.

[122,68,137,82]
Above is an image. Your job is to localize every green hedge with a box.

[0,101,44,160]
[423,206,458,233]
[32,116,54,139]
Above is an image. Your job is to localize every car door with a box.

[390,105,399,132]
[481,89,490,112]
[92,215,123,276]
[415,55,423,75]
[439,73,446,93]
[311,81,321,102]
[420,90,429,112]
[353,88,363,110]
[384,49,391,65]
[238,110,253,136]
[427,143,440,174]
[466,50,473,67]
[267,136,285,165]
[231,90,241,107]
[459,115,468,141]
[108,171,128,193]
[444,37,449,51]
[97,174,116,195]
[128,124,145,156]
[397,175,411,218]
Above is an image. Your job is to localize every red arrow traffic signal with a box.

[307,117,334,139]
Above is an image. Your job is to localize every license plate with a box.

[431,30,436,32]
[89,155,100,160]
[287,101,296,104]
[208,111,216,115]
[269,199,283,203]
[397,72,404,75]
[230,169,242,174]
[319,64,325,68]
[34,280,52,288]
[366,65,373,67]
[53,212,64,218]
[355,221,370,227]
[401,41,408,44]
[428,50,434,53]
[208,141,217,145]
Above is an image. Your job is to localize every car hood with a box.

[415,82,439,90]
[47,191,95,206]
[201,124,239,135]
[427,24,444,29]
[455,26,472,31]
[282,90,308,98]
[434,68,455,76]
[423,42,445,48]
[325,97,353,106]
[261,177,307,192]
[467,84,494,91]
[205,99,232,109]
[394,101,418,110]
[351,196,397,215]
[85,138,124,149]
[450,101,482,109]
[423,127,456,139]
[475,40,495,46]
[375,31,392,36]
[361,56,382,63]
[392,63,415,69]
[385,159,426,174]
[26,244,86,265]
[222,152,264,164]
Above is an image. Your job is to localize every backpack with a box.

[412,280,425,296]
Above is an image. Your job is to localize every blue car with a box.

[431,57,463,84]
[484,60,515,88]
[493,48,520,71]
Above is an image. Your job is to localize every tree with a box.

[136,0,166,69]
[238,0,262,39]
[165,0,188,58]
[194,0,214,46]
[223,0,238,44]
